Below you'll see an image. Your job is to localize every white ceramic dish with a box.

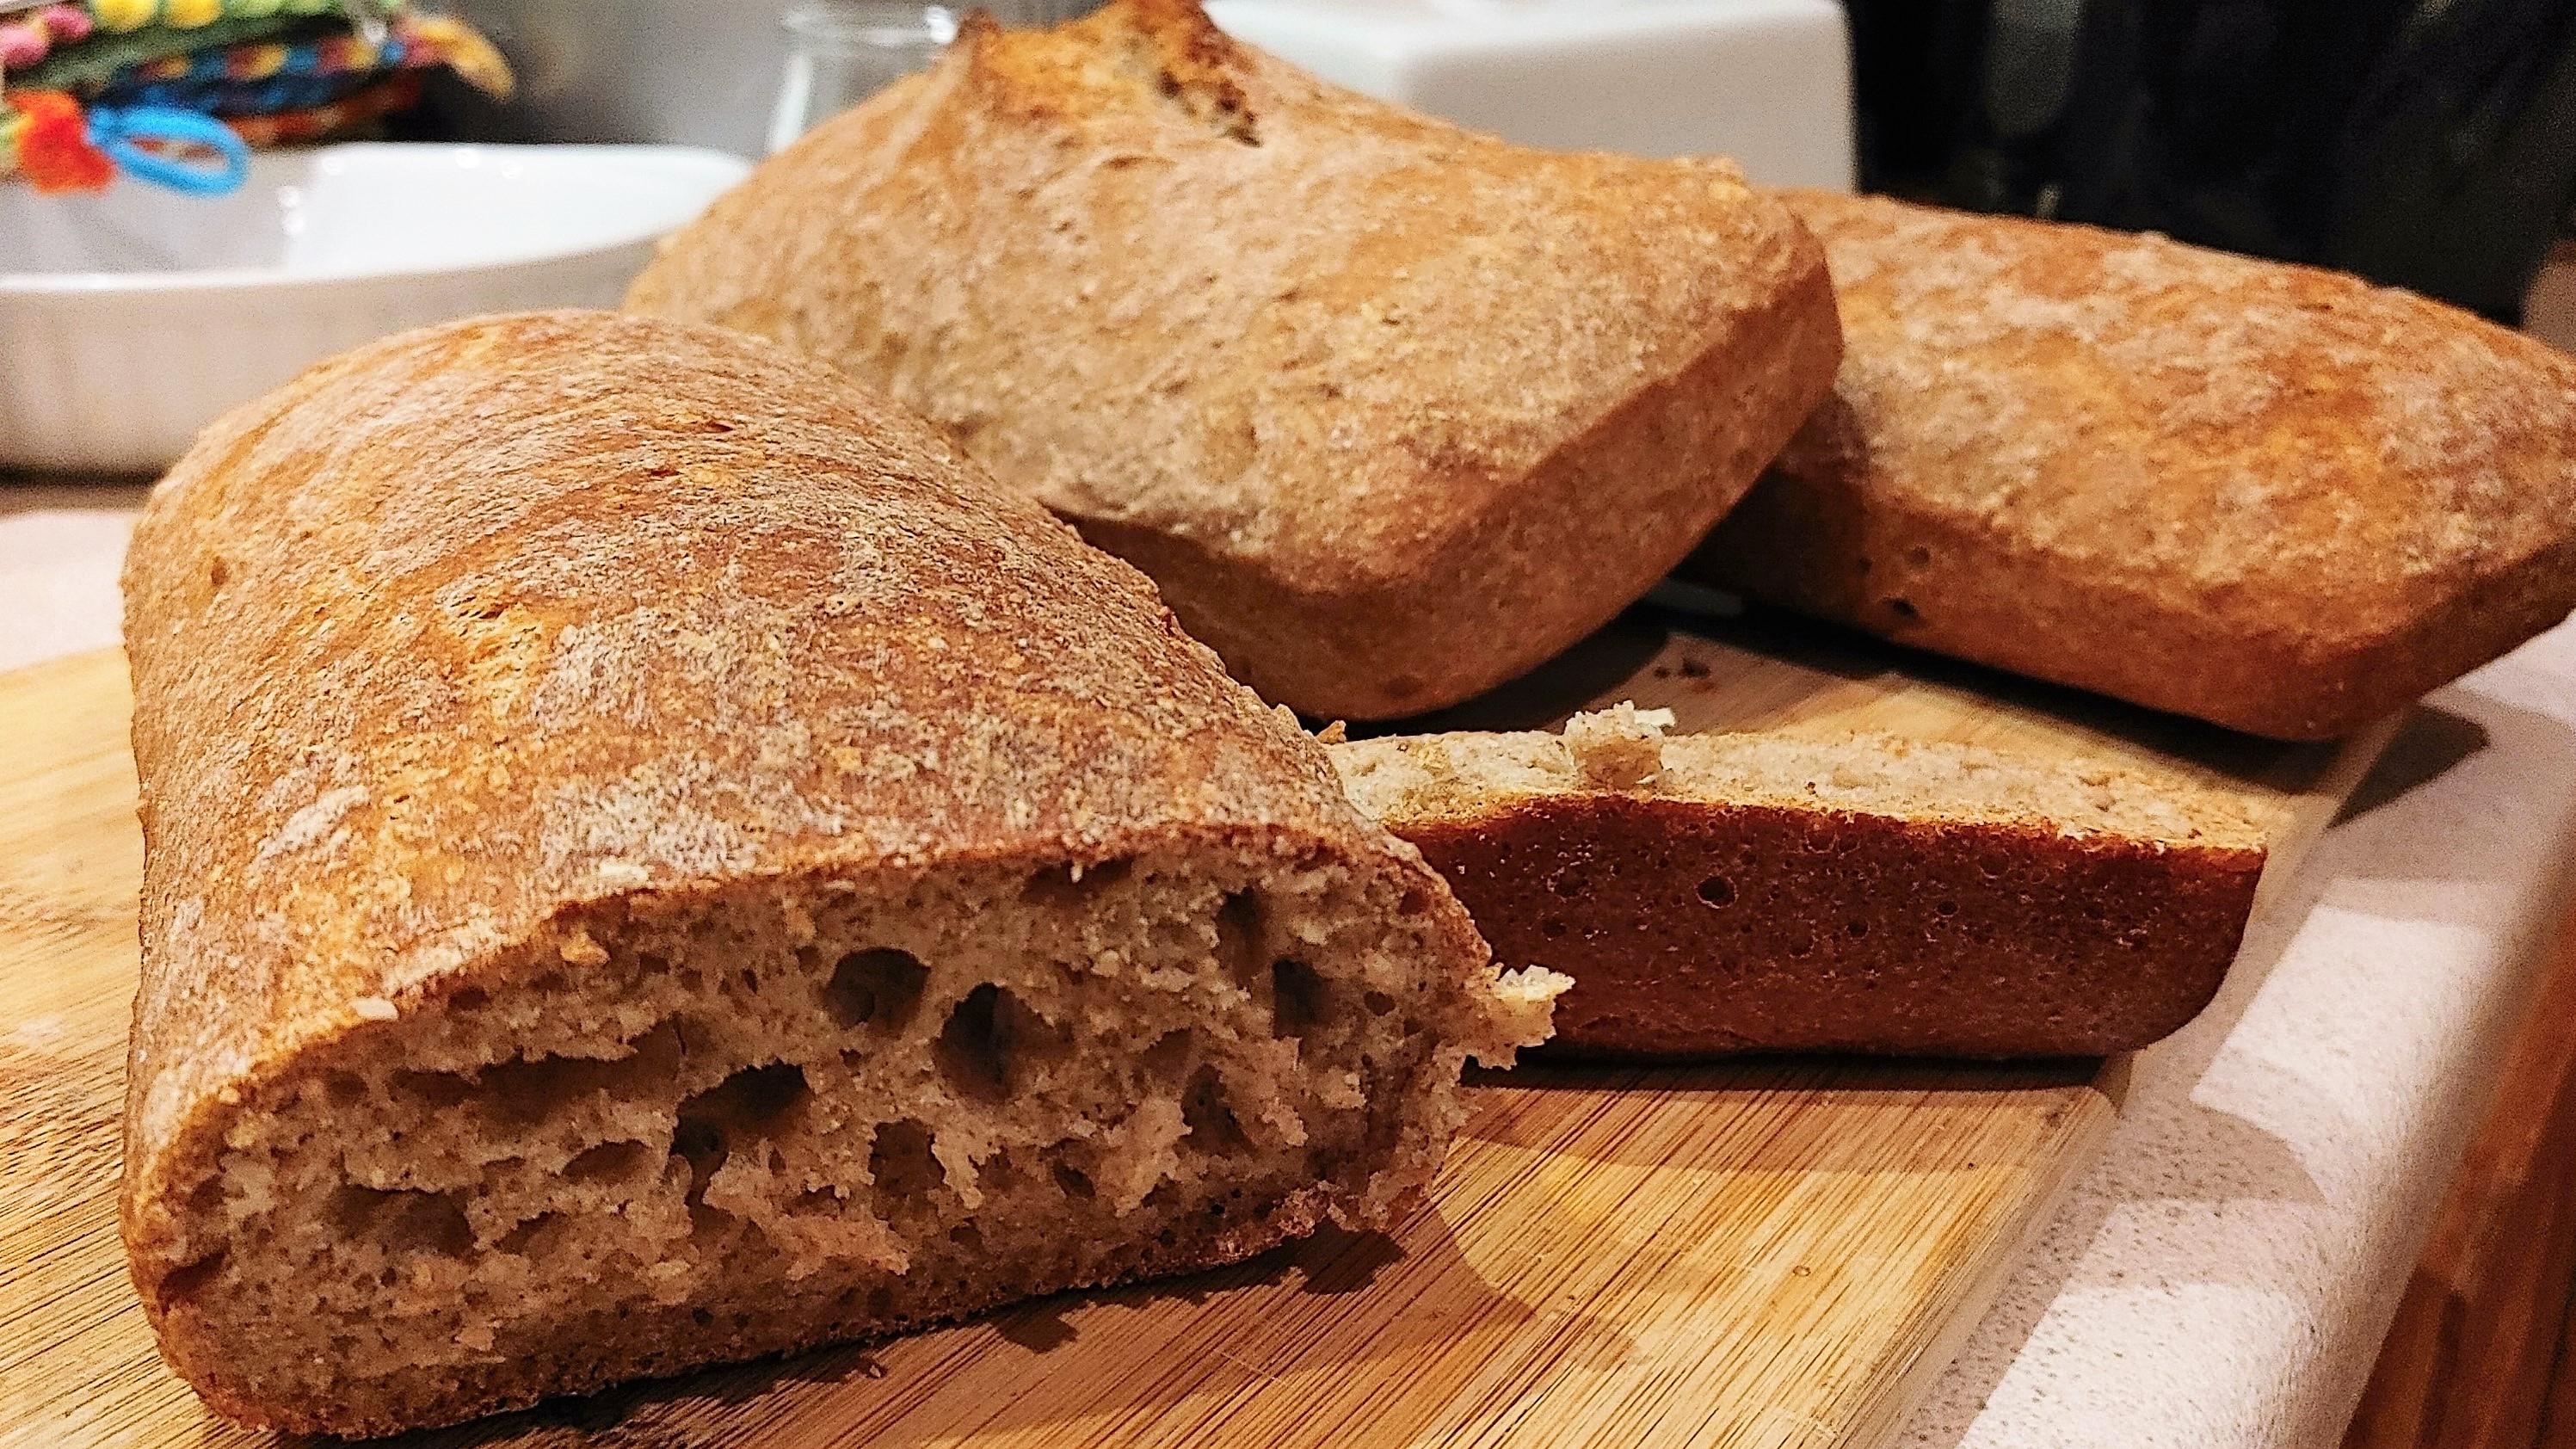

[0,142,750,473]
[1207,0,1856,188]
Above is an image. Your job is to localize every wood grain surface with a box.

[0,605,2388,1449]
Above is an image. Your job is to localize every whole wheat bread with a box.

[1685,190,2576,742]
[118,311,1561,1437]
[625,0,1840,720]
[1333,706,2268,1057]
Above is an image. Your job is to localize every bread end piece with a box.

[1335,714,2268,1057]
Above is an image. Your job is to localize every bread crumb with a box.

[351,997,398,1022]
[558,929,609,967]
[1561,703,1676,790]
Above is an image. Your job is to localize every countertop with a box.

[8,481,2573,1447]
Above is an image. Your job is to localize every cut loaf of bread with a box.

[118,311,1560,1437]
[626,0,1840,720]
[1685,190,2576,741]
[1333,706,2269,1057]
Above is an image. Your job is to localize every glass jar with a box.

[768,0,1100,151]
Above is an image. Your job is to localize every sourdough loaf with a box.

[625,0,1840,720]
[1685,190,2576,741]
[118,311,1559,1437]
[1334,706,2268,1057]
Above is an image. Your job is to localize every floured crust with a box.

[1334,710,2270,1057]
[626,0,1840,718]
[1685,190,2576,741]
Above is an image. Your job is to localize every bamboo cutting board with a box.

[0,611,2390,1449]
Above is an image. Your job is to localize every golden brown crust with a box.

[1685,191,2576,741]
[626,0,1840,718]
[1396,794,2264,1058]
[118,310,1505,1431]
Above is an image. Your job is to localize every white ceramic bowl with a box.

[0,142,751,473]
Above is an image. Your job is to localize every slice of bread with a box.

[117,311,1562,1437]
[1333,706,2268,1058]
[1685,190,2576,741]
[625,0,1840,720]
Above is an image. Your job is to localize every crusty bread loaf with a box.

[1333,706,2268,1057]
[625,0,1840,720]
[1684,190,2576,741]
[118,311,1561,1437]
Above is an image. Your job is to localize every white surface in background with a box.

[1206,0,1856,188]
[0,509,134,673]
[1903,623,2576,1446]
[0,144,749,473]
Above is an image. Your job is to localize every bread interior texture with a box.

[150,844,1476,1420]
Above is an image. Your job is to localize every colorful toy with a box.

[1,1,510,194]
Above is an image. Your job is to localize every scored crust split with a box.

[626,0,1840,720]
[117,311,1561,1437]
[1334,706,2271,1057]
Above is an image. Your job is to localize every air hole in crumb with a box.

[206,558,231,590]
[937,985,1010,1101]
[1142,1029,1196,1086]
[869,1118,945,1199]
[325,1072,366,1106]
[157,1251,225,1310]
[1051,1161,1096,1200]
[1887,597,1920,619]
[825,948,928,1031]
[392,1070,469,1109]
[1181,1068,1251,1156]
[1698,876,1736,908]
[1847,920,1870,938]
[949,1223,985,1252]
[330,1186,471,1257]
[447,985,489,1012]
[1399,885,1431,915]
[565,1140,650,1183]
[934,983,1061,1101]
[1215,890,1264,991]
[1936,898,1960,916]
[186,1177,225,1215]
[1905,546,1932,569]
[478,1019,684,1123]
[1542,917,1570,940]
[672,1061,810,1195]
[691,1308,715,1328]
[497,1212,561,1255]
[1271,959,1324,1039]
[1362,990,1397,1017]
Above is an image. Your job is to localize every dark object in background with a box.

[1846,0,2576,324]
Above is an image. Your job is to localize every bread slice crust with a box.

[1334,712,2269,1057]
[626,0,1840,718]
